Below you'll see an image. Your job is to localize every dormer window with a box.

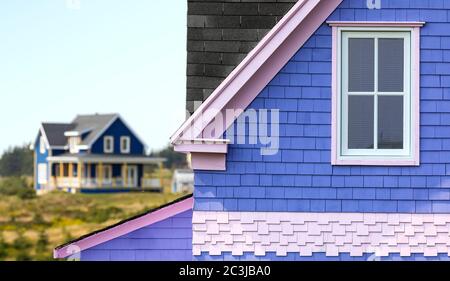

[120,136,130,154]
[104,136,114,153]
[69,137,81,154]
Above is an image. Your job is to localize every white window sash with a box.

[103,136,114,153]
[38,164,48,184]
[40,136,46,154]
[120,136,130,154]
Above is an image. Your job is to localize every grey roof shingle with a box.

[186,0,297,115]
[41,123,75,147]
[71,113,118,146]
[40,114,118,148]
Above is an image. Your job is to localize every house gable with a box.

[172,0,344,170]
[190,0,450,261]
[90,117,145,155]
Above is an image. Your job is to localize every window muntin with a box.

[40,136,46,154]
[103,165,112,184]
[339,31,411,159]
[103,136,114,153]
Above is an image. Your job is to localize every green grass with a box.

[0,172,188,261]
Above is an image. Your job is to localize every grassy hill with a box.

[0,174,187,261]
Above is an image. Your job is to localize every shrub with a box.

[12,232,33,261]
[0,144,33,177]
[73,206,122,223]
[0,234,8,260]
[62,227,74,244]
[32,213,49,227]
[0,176,36,199]
[12,233,32,251]
[36,231,49,253]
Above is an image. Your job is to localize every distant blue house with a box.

[33,113,165,193]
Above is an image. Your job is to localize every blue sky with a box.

[0,0,187,154]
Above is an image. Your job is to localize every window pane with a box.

[348,95,374,149]
[348,38,375,92]
[378,96,403,149]
[378,38,404,92]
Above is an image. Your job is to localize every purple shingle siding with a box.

[79,210,193,261]
[193,0,450,214]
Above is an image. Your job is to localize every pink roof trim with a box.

[330,23,422,166]
[53,196,193,259]
[171,0,344,145]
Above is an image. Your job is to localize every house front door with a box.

[127,166,138,187]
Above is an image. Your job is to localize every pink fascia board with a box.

[53,196,194,259]
[330,22,423,167]
[191,152,226,171]
[170,0,344,144]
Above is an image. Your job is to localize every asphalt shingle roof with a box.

[41,123,75,147]
[71,113,118,145]
[186,0,297,115]
[40,114,118,148]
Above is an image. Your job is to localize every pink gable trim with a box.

[330,22,422,166]
[171,0,344,147]
[53,196,193,259]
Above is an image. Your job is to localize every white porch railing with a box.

[142,178,161,188]
[50,177,162,189]
[54,177,79,188]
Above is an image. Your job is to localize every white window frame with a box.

[38,163,48,184]
[120,136,130,154]
[69,136,81,154]
[40,136,46,154]
[332,26,420,166]
[103,165,112,184]
[103,136,114,153]
[127,165,138,187]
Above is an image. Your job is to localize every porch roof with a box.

[46,154,165,164]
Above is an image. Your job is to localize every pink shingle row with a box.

[192,211,450,257]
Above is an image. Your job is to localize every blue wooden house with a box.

[34,113,165,193]
[56,0,450,261]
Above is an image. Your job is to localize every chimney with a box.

[186,0,297,116]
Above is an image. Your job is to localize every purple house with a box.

[56,0,450,261]
[173,0,450,261]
